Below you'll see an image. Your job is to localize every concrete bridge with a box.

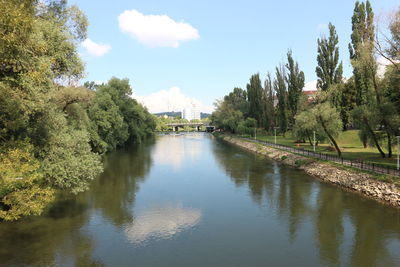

[166,122,215,132]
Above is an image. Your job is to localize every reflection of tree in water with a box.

[315,186,344,265]
[212,141,274,204]
[213,139,400,266]
[0,140,154,266]
[345,198,400,267]
[314,186,400,266]
[213,140,313,239]
[88,139,154,226]
[0,194,104,266]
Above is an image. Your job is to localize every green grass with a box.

[248,130,399,168]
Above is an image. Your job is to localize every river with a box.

[1,133,400,266]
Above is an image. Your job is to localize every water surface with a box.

[1,133,400,266]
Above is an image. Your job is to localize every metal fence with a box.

[242,137,400,177]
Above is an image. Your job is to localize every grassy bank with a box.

[245,130,398,168]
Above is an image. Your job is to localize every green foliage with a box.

[211,100,244,133]
[246,73,263,126]
[89,90,128,152]
[294,159,311,167]
[0,147,55,221]
[237,118,257,135]
[0,1,155,220]
[313,103,343,156]
[224,87,249,115]
[263,73,275,131]
[274,65,288,133]
[293,110,325,145]
[39,111,103,194]
[286,50,305,125]
[349,0,375,106]
[316,23,343,91]
[89,77,156,152]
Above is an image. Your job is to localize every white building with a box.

[182,103,200,121]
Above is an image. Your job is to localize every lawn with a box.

[250,130,399,168]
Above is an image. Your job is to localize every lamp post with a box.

[397,135,400,171]
[274,127,279,144]
[254,127,257,140]
[313,130,316,153]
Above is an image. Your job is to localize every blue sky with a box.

[73,0,398,113]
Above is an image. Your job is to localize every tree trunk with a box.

[307,135,313,146]
[362,135,368,148]
[364,117,386,158]
[387,131,392,158]
[318,115,342,157]
[372,70,392,158]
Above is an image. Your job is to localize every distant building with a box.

[303,90,317,103]
[182,103,200,121]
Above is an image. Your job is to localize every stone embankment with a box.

[222,136,400,207]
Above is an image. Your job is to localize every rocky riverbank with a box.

[221,135,400,207]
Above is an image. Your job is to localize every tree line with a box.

[0,0,156,221]
[211,0,400,158]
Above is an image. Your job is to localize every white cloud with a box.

[124,204,201,244]
[82,38,111,56]
[118,9,199,47]
[304,80,317,91]
[132,87,214,113]
[152,133,203,169]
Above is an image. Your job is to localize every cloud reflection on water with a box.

[124,204,201,244]
[152,134,203,170]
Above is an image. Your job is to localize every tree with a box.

[375,7,400,71]
[263,73,275,131]
[349,1,398,157]
[224,87,249,116]
[0,146,55,221]
[349,0,375,107]
[274,65,288,133]
[313,103,343,156]
[352,105,386,157]
[246,73,264,126]
[40,111,103,193]
[286,50,305,125]
[293,110,325,146]
[89,89,128,152]
[339,78,357,130]
[211,100,244,133]
[0,0,157,220]
[237,118,257,136]
[316,23,343,92]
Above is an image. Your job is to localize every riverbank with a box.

[219,135,400,207]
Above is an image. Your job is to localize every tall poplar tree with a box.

[349,1,375,106]
[246,73,264,127]
[286,50,305,126]
[263,73,275,131]
[349,1,397,157]
[316,23,343,92]
[274,65,288,133]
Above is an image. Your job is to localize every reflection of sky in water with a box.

[124,204,201,244]
[153,134,203,169]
